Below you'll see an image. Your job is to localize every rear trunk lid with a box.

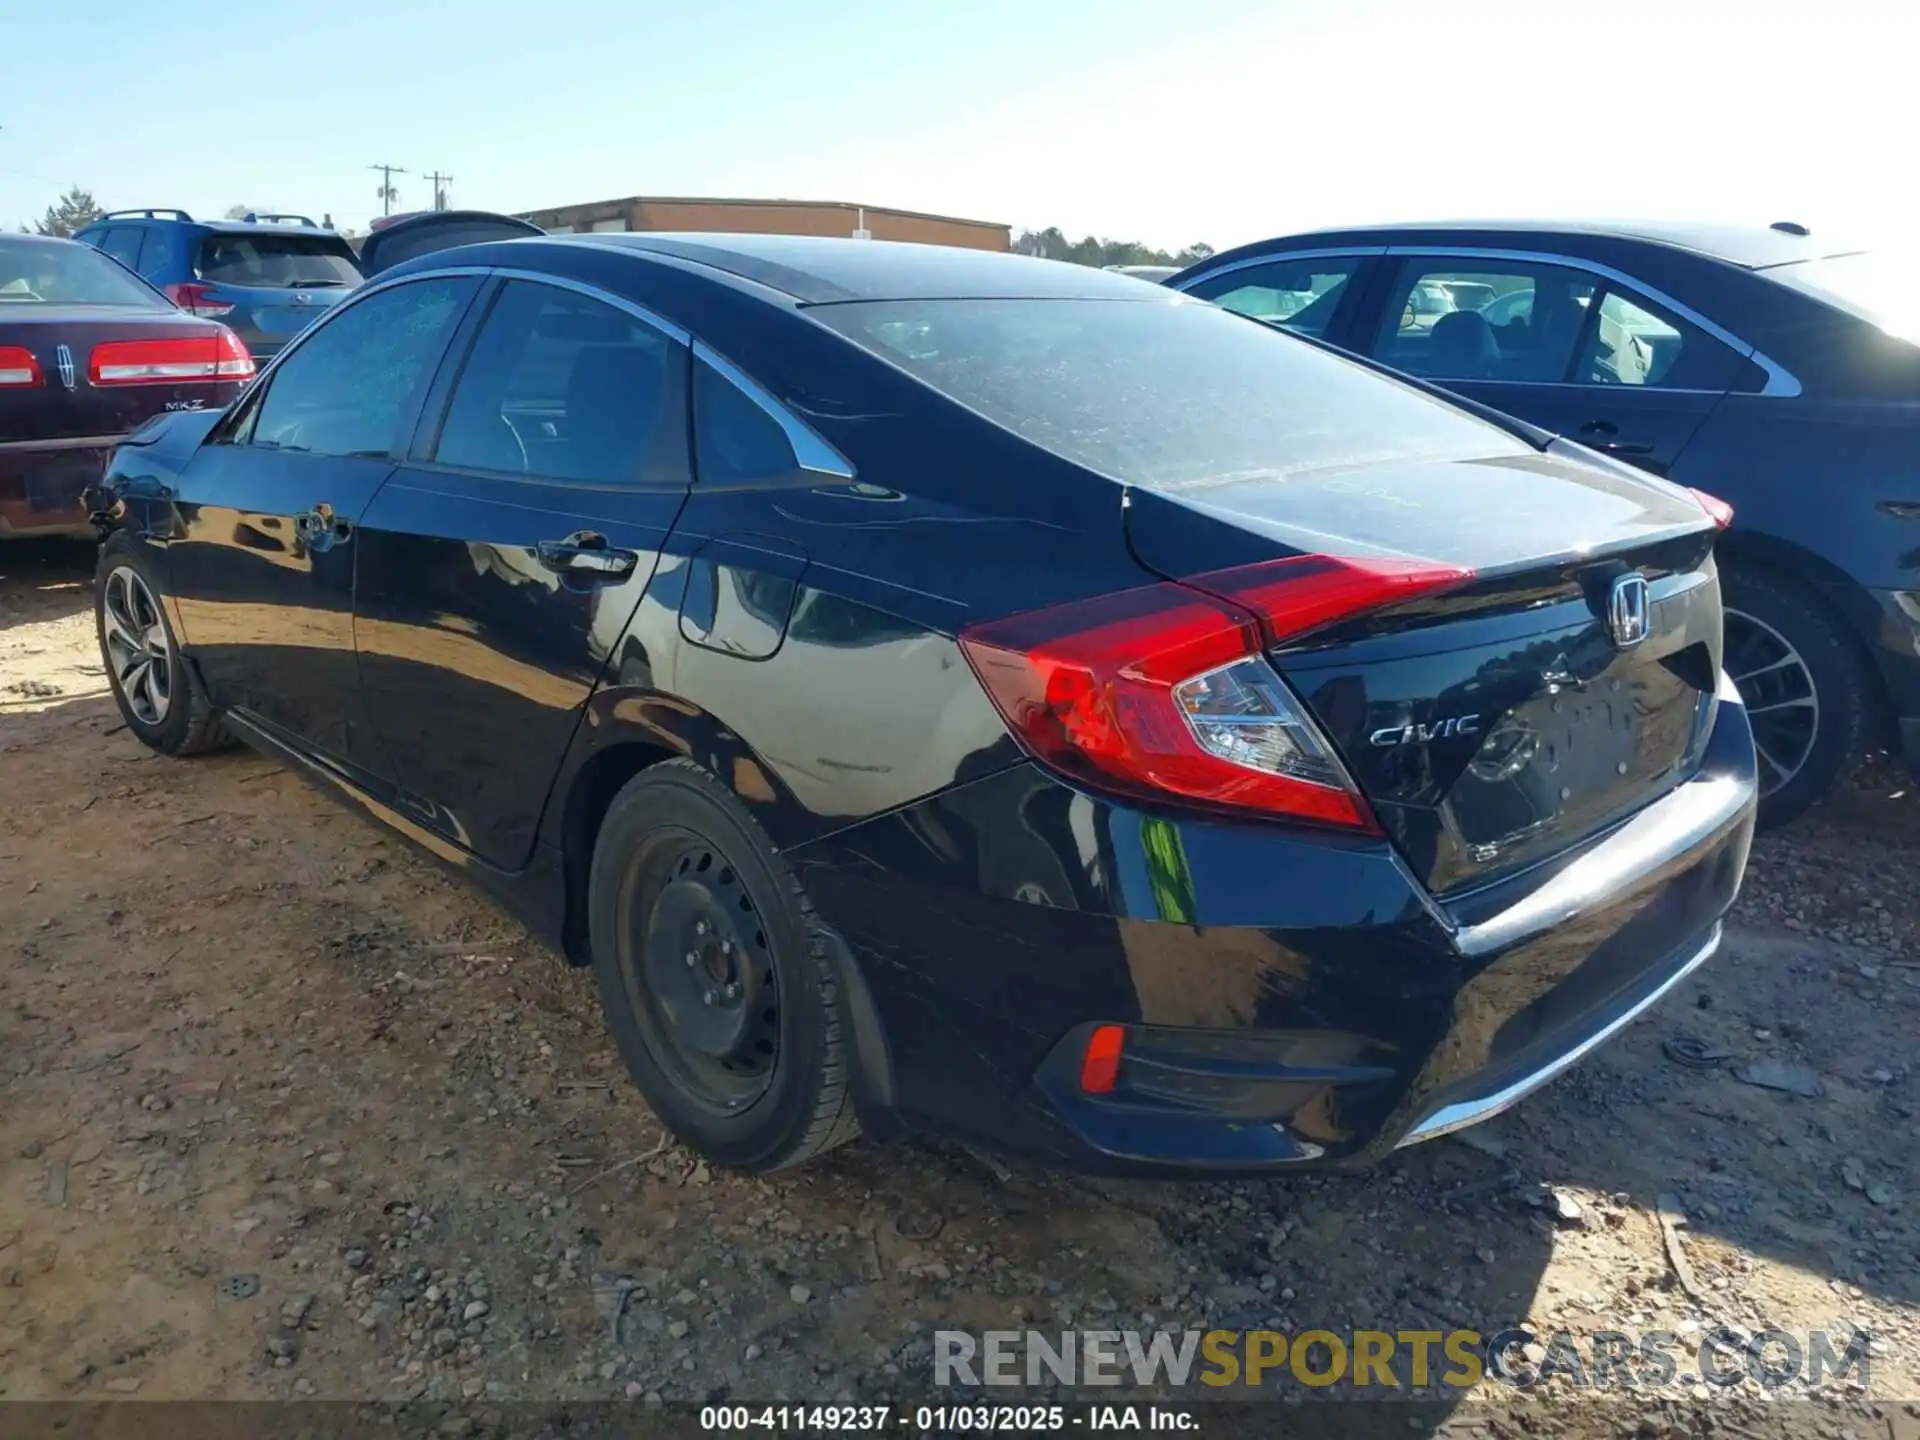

[0,307,238,442]
[193,230,360,351]
[1128,442,1724,894]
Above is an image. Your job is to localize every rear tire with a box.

[94,534,233,757]
[587,759,859,1172]
[1720,564,1871,830]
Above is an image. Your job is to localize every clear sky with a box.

[3,0,1911,249]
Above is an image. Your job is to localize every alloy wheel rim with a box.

[627,834,780,1111]
[1723,606,1818,798]
[102,566,172,727]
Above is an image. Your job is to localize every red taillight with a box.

[1687,488,1734,530]
[0,345,42,388]
[1187,554,1477,647]
[958,554,1472,831]
[89,329,255,386]
[1080,1025,1125,1094]
[163,282,235,318]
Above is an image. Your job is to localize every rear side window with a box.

[197,232,361,288]
[248,277,473,458]
[432,280,679,484]
[1575,290,1746,391]
[96,226,147,271]
[0,237,166,308]
[811,297,1530,492]
[1185,256,1363,339]
[1375,260,1596,382]
[693,356,798,484]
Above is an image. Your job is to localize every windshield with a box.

[197,233,362,288]
[1768,250,1920,344]
[809,297,1532,492]
[0,237,168,307]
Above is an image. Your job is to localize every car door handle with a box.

[537,533,638,579]
[1577,420,1653,457]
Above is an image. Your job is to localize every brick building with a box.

[514,195,1009,251]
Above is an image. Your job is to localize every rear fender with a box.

[549,681,823,851]
[88,410,226,639]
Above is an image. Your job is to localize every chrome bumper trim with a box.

[0,433,127,453]
[1396,921,1723,1148]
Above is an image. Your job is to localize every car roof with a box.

[85,216,341,239]
[1225,218,1857,271]
[2,232,87,249]
[566,232,1163,303]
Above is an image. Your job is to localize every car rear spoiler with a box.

[357,210,547,277]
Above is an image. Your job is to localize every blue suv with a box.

[75,209,362,359]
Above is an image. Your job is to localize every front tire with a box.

[1721,565,1871,829]
[94,535,232,757]
[587,759,860,1172]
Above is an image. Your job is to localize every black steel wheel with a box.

[587,759,860,1171]
[625,832,781,1111]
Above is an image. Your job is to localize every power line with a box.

[368,163,408,216]
[425,170,453,212]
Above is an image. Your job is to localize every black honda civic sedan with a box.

[89,228,1757,1175]
[1169,221,1920,828]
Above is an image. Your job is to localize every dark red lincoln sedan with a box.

[0,234,253,538]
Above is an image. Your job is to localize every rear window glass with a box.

[0,237,166,308]
[197,233,361,288]
[1767,251,1920,345]
[809,297,1531,492]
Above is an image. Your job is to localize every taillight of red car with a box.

[0,345,43,387]
[89,329,255,387]
[1687,488,1734,529]
[162,282,236,318]
[959,554,1473,833]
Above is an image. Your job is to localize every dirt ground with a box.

[3,537,1918,1436]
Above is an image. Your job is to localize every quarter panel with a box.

[1677,401,1920,594]
[552,536,1021,854]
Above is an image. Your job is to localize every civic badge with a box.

[1607,573,1650,649]
[55,343,76,391]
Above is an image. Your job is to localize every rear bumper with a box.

[1396,923,1719,1146]
[790,676,1757,1176]
[0,435,120,537]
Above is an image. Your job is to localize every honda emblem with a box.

[1607,573,1650,649]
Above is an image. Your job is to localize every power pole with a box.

[425,171,453,212]
[368,163,408,217]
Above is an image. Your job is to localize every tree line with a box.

[1012,226,1214,269]
[22,189,1219,276]
[20,185,104,236]
[20,188,302,235]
